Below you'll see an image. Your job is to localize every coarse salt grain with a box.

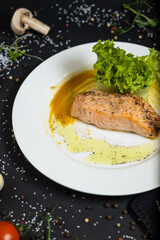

[0,53,12,70]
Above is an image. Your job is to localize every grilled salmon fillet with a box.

[71,89,160,138]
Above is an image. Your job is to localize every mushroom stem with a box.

[21,15,50,35]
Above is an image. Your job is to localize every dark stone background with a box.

[0,0,159,239]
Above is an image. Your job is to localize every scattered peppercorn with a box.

[23,178,29,183]
[15,78,20,83]
[64,232,71,238]
[1,210,7,216]
[4,215,10,220]
[130,220,136,226]
[122,209,128,215]
[141,234,147,239]
[104,202,110,208]
[113,203,119,209]
[125,19,130,25]
[9,6,15,11]
[138,35,143,39]
[59,222,65,227]
[114,36,118,40]
[80,13,85,18]
[22,63,29,68]
[116,222,121,228]
[130,225,136,231]
[106,215,112,220]
[141,29,145,33]
[129,233,135,237]
[12,134,15,139]
[33,10,37,15]
[20,195,25,200]
[90,17,95,22]
[72,193,76,198]
[54,219,59,224]
[85,205,93,210]
[59,35,64,41]
[84,218,89,223]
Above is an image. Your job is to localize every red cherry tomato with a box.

[0,221,20,240]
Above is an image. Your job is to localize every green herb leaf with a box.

[0,34,43,62]
[16,204,57,239]
[92,40,160,93]
[116,0,160,35]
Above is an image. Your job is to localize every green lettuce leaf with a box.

[92,40,160,93]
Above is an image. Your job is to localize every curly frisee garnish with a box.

[92,40,160,94]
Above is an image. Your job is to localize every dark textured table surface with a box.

[0,0,159,239]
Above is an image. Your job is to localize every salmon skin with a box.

[71,89,160,138]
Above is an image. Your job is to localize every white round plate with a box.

[12,42,160,196]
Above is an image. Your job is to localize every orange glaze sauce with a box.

[49,69,97,126]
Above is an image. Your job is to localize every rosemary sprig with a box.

[0,34,43,62]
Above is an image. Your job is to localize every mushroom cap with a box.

[11,8,32,35]
[0,174,4,190]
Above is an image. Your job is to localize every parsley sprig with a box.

[116,0,160,35]
[0,34,43,62]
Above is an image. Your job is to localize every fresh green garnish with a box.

[0,34,43,62]
[92,40,160,93]
[116,0,160,35]
[16,204,57,239]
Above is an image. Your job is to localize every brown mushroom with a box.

[11,8,50,35]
